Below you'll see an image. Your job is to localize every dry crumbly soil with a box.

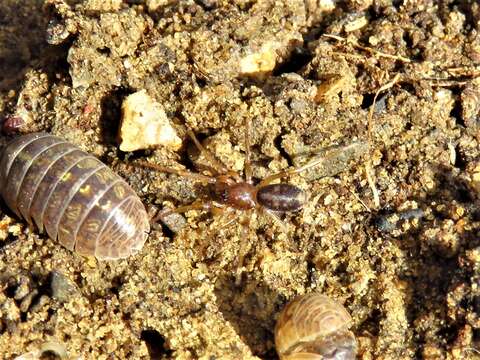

[1,0,480,359]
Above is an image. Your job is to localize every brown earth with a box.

[0,0,480,359]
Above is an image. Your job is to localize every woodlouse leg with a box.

[235,210,252,286]
[135,161,217,184]
[244,116,253,184]
[186,127,242,181]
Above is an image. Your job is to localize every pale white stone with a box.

[239,42,278,75]
[118,90,182,152]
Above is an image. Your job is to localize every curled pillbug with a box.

[275,293,357,360]
[0,133,150,259]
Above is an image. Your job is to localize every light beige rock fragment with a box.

[239,42,278,75]
[83,0,122,11]
[146,0,173,11]
[118,90,182,152]
[344,16,368,32]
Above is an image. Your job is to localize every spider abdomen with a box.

[257,184,305,212]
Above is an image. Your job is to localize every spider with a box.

[137,117,325,284]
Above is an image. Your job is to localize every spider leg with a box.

[244,116,253,184]
[135,161,217,184]
[258,155,327,187]
[186,127,243,181]
[235,210,252,286]
[217,209,240,230]
[151,200,219,223]
[262,208,288,233]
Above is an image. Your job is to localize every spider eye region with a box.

[214,181,257,210]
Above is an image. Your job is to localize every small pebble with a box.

[375,208,424,233]
[49,271,79,303]
[239,42,277,76]
[118,90,182,152]
[159,211,187,234]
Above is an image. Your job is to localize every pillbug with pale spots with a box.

[0,132,150,260]
[275,293,357,360]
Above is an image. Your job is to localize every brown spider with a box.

[137,117,325,283]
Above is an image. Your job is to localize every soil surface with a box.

[1,0,480,359]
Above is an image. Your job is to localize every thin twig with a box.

[323,34,412,63]
[348,188,371,212]
[366,73,401,209]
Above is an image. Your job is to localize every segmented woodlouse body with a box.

[0,133,150,260]
[275,293,357,360]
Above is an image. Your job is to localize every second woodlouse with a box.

[275,293,357,360]
[0,132,150,260]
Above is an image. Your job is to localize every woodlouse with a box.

[275,293,357,360]
[0,132,150,260]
